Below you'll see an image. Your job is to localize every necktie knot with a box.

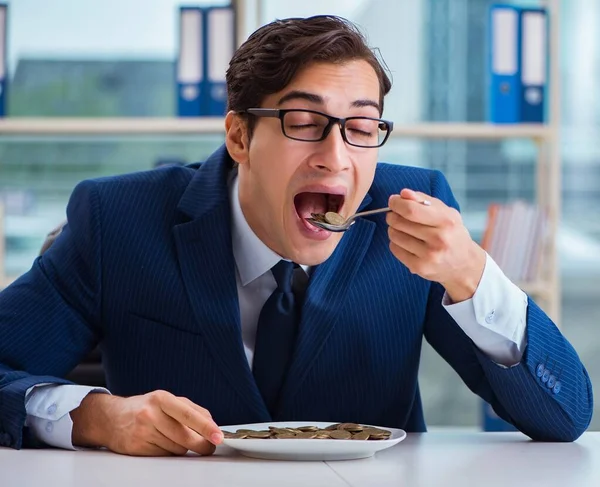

[271,260,296,293]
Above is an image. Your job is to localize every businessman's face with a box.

[226,60,381,265]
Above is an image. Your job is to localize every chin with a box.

[290,237,341,267]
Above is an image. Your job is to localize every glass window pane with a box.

[7,0,230,116]
[0,134,224,278]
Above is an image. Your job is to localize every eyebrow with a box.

[277,90,381,112]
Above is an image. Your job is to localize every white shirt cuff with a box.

[25,384,110,450]
[442,252,528,367]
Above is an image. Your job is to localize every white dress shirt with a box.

[24,173,528,449]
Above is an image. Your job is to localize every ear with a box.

[225,111,250,165]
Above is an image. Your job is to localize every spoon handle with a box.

[352,206,391,219]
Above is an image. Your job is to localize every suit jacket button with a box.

[536,364,545,378]
[542,370,550,383]
[547,375,556,388]
[553,381,562,394]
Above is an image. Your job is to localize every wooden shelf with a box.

[0,118,551,139]
[389,123,551,140]
[0,117,227,135]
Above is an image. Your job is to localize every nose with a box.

[309,123,352,173]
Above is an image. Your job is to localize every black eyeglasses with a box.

[242,108,394,148]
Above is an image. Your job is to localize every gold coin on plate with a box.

[329,430,352,440]
[363,427,389,435]
[351,431,370,440]
[338,423,363,432]
[228,432,249,439]
[248,431,271,439]
[295,431,318,439]
[269,428,291,435]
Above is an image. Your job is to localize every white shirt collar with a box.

[230,171,307,286]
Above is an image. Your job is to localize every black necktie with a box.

[252,260,299,413]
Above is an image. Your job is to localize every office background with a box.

[0,0,598,429]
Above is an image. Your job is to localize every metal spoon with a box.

[306,199,431,232]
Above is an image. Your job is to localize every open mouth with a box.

[293,192,346,222]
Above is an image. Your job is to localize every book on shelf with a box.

[481,200,549,285]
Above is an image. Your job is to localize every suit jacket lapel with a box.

[277,195,376,413]
[173,146,270,421]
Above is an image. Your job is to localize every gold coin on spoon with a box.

[324,211,346,225]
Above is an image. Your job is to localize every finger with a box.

[154,411,217,456]
[150,427,190,456]
[159,395,223,445]
[386,212,436,241]
[389,241,419,271]
[399,188,433,205]
[388,194,439,226]
[177,397,214,420]
[388,228,427,258]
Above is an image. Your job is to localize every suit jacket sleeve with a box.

[423,169,593,441]
[0,180,102,449]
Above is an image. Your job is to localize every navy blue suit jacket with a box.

[0,145,593,449]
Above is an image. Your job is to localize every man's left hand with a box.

[386,188,487,303]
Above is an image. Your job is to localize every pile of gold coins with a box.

[310,211,346,226]
[222,423,392,440]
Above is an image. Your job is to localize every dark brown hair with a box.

[226,15,392,129]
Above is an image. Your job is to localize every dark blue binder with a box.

[519,7,547,123]
[482,401,517,432]
[0,3,8,117]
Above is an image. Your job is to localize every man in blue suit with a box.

[0,15,593,455]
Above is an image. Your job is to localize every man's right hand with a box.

[70,390,224,456]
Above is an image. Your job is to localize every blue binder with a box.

[488,5,522,124]
[203,6,235,116]
[482,401,517,432]
[0,4,8,117]
[176,7,204,117]
[519,8,547,123]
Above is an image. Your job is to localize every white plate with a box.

[220,421,406,461]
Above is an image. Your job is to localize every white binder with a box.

[206,7,235,116]
[177,7,204,117]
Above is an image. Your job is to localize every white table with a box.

[2,432,599,487]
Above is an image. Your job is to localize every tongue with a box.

[295,192,327,219]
